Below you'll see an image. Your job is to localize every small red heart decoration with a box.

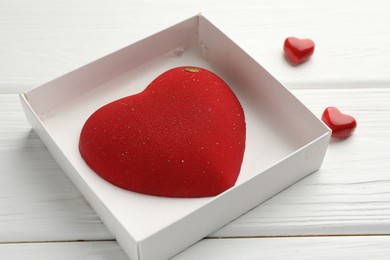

[79,66,246,197]
[283,37,315,65]
[321,107,357,138]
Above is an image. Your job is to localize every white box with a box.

[20,14,331,260]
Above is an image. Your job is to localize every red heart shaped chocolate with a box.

[283,37,315,65]
[321,107,357,138]
[79,66,246,197]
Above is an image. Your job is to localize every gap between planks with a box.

[206,233,390,239]
[0,239,115,245]
[2,234,390,245]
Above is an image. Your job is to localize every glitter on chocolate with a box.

[79,66,246,197]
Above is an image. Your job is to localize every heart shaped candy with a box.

[321,107,357,138]
[283,37,315,65]
[79,66,246,197]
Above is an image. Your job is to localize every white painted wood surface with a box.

[1,0,390,259]
[2,0,390,93]
[174,236,390,260]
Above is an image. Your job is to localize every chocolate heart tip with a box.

[282,52,311,66]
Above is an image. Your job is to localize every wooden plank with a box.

[1,236,390,260]
[0,241,128,260]
[174,235,390,260]
[1,0,390,93]
[1,88,389,242]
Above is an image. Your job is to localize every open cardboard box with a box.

[20,14,331,260]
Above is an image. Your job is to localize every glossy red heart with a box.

[283,37,315,65]
[79,66,246,198]
[321,107,357,138]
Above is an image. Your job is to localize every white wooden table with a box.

[1,0,390,259]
